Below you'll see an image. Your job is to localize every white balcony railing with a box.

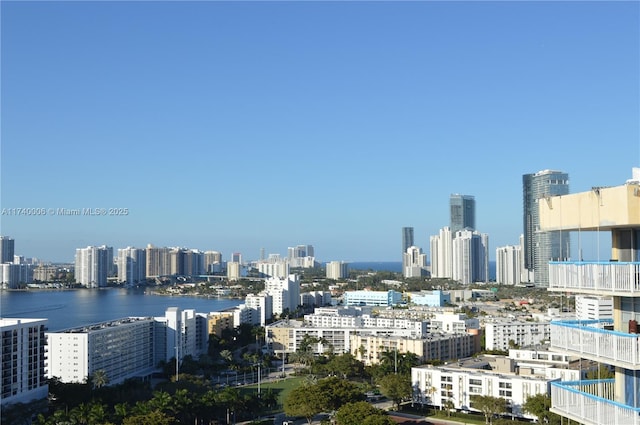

[550,319,640,369]
[551,379,640,425]
[548,261,640,294]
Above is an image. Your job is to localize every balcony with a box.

[548,261,640,296]
[550,319,640,369]
[551,379,640,425]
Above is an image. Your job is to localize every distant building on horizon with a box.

[401,227,414,256]
[117,247,147,285]
[450,194,475,233]
[0,236,15,264]
[403,246,427,278]
[452,229,489,284]
[75,246,111,288]
[495,244,522,285]
[326,261,349,280]
[522,169,570,287]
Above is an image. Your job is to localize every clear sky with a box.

[1,1,639,264]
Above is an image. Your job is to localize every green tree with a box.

[378,373,412,410]
[335,401,394,425]
[122,410,174,425]
[470,394,507,425]
[585,364,615,379]
[326,353,364,379]
[315,376,365,412]
[522,393,561,425]
[283,384,326,425]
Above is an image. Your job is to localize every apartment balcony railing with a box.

[550,319,640,369]
[548,261,640,295]
[551,379,640,425]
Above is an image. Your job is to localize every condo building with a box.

[326,261,348,280]
[1,318,48,408]
[450,194,476,233]
[540,169,640,424]
[75,245,112,288]
[522,169,570,287]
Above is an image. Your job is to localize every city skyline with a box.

[1,1,638,263]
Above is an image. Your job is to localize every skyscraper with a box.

[522,169,570,287]
[75,246,111,288]
[117,247,147,285]
[450,194,475,233]
[0,236,15,264]
[402,227,414,256]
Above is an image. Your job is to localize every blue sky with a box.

[1,1,638,264]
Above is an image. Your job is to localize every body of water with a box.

[0,288,242,331]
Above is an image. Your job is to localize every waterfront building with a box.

[403,246,427,278]
[46,317,156,385]
[264,274,301,316]
[326,261,348,280]
[496,245,522,285]
[116,247,147,285]
[0,236,15,264]
[450,194,476,233]
[33,265,58,282]
[0,318,48,407]
[343,289,403,307]
[1,263,35,289]
[257,258,289,279]
[574,295,613,320]
[287,245,316,268]
[226,261,241,281]
[522,169,570,287]
[484,319,551,351]
[145,245,172,277]
[430,227,453,279]
[204,251,222,274]
[411,352,585,420]
[74,245,111,288]
[452,229,489,284]
[539,168,640,424]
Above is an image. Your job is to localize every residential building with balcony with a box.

[411,352,588,421]
[1,318,48,408]
[540,168,640,424]
[484,319,551,351]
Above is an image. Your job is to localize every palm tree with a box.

[91,369,109,390]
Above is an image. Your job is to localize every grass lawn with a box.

[242,376,306,412]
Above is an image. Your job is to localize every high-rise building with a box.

[541,169,640,425]
[146,245,172,277]
[452,229,489,285]
[204,251,222,274]
[1,318,48,407]
[264,274,301,316]
[450,194,475,233]
[430,227,453,279]
[287,245,316,268]
[403,246,427,278]
[75,246,111,288]
[495,245,522,285]
[0,236,15,264]
[523,169,570,287]
[117,247,147,285]
[402,227,414,256]
[326,261,349,280]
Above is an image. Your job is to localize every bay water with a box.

[0,288,242,331]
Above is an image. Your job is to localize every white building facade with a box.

[1,318,48,407]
